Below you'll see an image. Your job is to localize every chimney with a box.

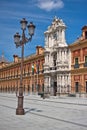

[36,46,44,55]
[13,55,19,63]
[82,25,87,40]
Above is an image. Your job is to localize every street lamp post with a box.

[14,18,35,115]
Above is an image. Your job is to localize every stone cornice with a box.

[0,53,44,71]
[69,39,87,51]
[71,68,87,74]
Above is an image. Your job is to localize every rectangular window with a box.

[85,56,87,63]
[74,57,79,68]
[75,57,78,64]
[84,56,87,67]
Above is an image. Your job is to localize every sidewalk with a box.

[0,93,87,130]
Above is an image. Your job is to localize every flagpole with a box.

[31,63,34,94]
[31,64,32,95]
[34,63,35,94]
[34,62,37,93]
[37,61,39,94]
[34,71,35,94]
[37,68,38,93]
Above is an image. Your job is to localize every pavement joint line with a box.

[24,100,87,112]
[29,111,87,128]
[0,93,87,129]
[1,94,87,106]
[0,104,15,110]
[0,103,87,129]
[0,96,87,112]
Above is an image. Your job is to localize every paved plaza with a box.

[0,93,87,130]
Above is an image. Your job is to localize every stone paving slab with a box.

[0,93,87,130]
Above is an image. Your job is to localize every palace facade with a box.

[44,17,71,96]
[0,46,44,95]
[0,17,87,97]
[69,25,87,97]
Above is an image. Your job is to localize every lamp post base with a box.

[16,96,25,115]
[16,108,25,115]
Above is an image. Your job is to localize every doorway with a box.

[54,82,57,96]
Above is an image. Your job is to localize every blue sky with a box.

[0,0,87,61]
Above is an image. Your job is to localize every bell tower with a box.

[44,16,67,48]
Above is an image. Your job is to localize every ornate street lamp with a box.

[14,18,35,115]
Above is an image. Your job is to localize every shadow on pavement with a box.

[24,107,42,114]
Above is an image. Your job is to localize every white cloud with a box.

[36,0,64,11]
